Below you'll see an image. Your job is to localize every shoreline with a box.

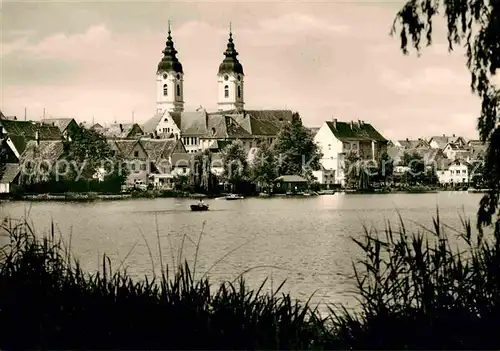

[0,188,484,202]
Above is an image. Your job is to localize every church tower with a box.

[156,22,184,113]
[217,24,244,112]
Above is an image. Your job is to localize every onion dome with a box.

[218,26,244,76]
[157,22,183,74]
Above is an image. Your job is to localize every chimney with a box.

[453,133,455,137]
[442,134,445,137]
[350,121,354,130]
[332,118,337,129]
[119,123,123,131]
[35,130,40,145]
[358,119,362,128]
[406,137,409,142]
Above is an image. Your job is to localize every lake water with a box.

[0,192,485,311]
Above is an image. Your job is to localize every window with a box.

[182,167,187,174]
[131,163,136,171]
[177,73,181,80]
[163,84,168,96]
[224,85,229,98]
[352,143,357,150]
[237,86,241,98]
[328,144,331,150]
[224,75,229,81]
[140,164,146,171]
[134,151,139,157]
[176,84,181,96]
[164,118,168,122]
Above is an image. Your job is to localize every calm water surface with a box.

[0,192,484,310]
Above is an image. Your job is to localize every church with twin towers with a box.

[143,23,294,154]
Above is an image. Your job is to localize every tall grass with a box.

[0,218,328,349]
[1,210,500,349]
[328,210,500,349]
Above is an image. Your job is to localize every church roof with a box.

[218,30,244,76]
[142,112,164,135]
[204,114,252,139]
[169,111,208,136]
[142,109,291,139]
[157,24,183,74]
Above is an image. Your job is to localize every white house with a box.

[437,159,469,185]
[314,119,388,186]
[312,167,336,187]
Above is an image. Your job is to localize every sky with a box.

[0,0,483,140]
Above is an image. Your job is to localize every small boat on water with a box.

[190,204,209,211]
[226,194,244,200]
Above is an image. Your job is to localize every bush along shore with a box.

[1,213,500,349]
[0,190,217,202]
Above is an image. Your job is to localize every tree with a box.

[64,126,115,181]
[273,113,322,179]
[469,158,485,188]
[378,151,394,186]
[62,126,128,192]
[344,151,361,189]
[402,152,425,185]
[221,140,249,193]
[190,150,217,193]
[391,0,500,230]
[251,144,278,192]
[424,166,439,186]
[173,174,189,191]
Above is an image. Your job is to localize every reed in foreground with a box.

[0,218,328,350]
[328,210,500,349]
[2,210,500,349]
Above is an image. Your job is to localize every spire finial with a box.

[168,20,171,36]
[229,22,232,38]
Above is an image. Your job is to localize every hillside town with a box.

[0,26,488,196]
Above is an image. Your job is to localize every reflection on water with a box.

[0,192,484,310]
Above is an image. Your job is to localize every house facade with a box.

[314,119,388,185]
[140,138,187,189]
[108,140,149,186]
[436,159,469,185]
